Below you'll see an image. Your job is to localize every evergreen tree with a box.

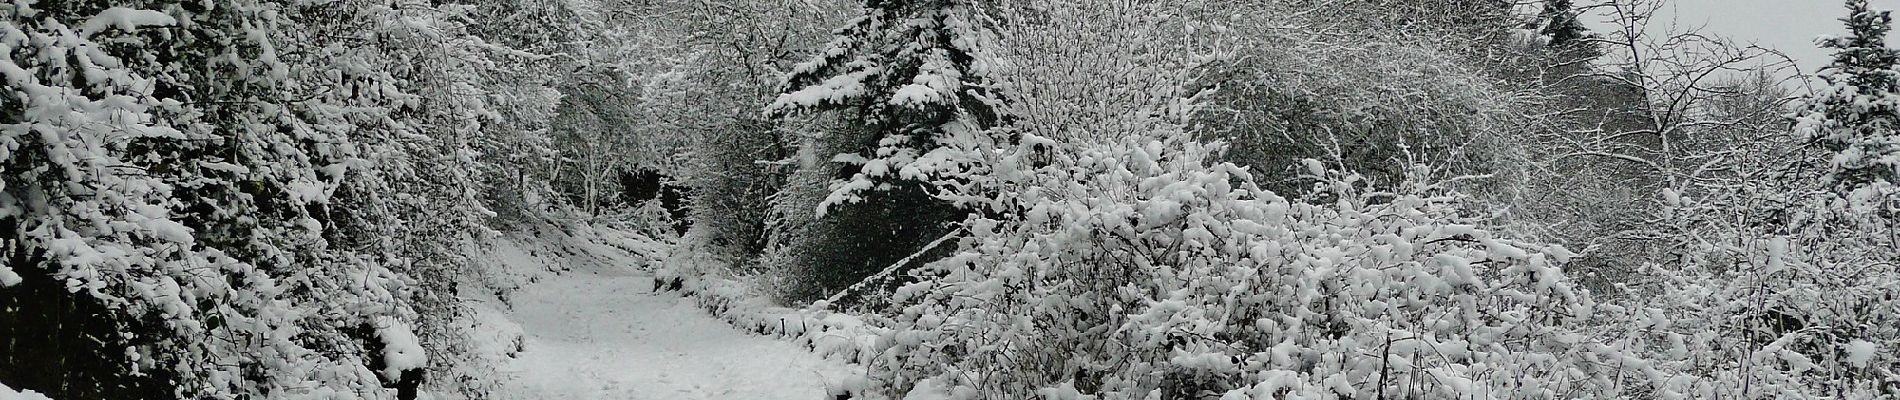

[1539,0,1598,57]
[767,0,992,129]
[760,0,995,302]
[1796,0,1900,195]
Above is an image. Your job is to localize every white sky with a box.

[1594,0,1900,74]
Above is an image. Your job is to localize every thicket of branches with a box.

[708,0,1900,397]
[4,0,1898,398]
[0,0,692,398]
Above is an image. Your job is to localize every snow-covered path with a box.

[493,268,852,399]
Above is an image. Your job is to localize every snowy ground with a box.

[485,233,853,400]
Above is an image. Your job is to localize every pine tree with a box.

[768,0,991,127]
[1539,0,1597,57]
[1797,0,1900,195]
[767,0,1002,201]
[760,0,996,302]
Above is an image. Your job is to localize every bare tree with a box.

[1515,0,1802,280]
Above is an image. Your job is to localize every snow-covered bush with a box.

[280,1,566,396]
[2,0,551,398]
[872,157,1650,398]
[780,2,1900,398]
[1603,130,1900,397]
[1594,3,1900,394]
[656,1,1900,398]
[776,2,1643,398]
[0,2,424,398]
[1624,212,1900,397]
[453,0,580,227]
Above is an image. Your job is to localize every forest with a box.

[1,0,1898,398]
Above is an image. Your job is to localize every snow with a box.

[491,260,852,399]
[0,266,21,287]
[142,216,194,245]
[890,83,943,107]
[0,382,52,400]
[376,316,428,380]
[79,8,177,36]
[1844,339,1879,368]
[768,68,877,111]
[901,378,955,400]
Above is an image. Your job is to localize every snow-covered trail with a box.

[493,267,852,399]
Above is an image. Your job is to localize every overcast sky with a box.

[1596,0,1900,74]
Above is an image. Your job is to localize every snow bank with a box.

[654,263,886,398]
[460,302,525,362]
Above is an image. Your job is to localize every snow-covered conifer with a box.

[1537,0,1599,59]
[1539,0,1592,48]
[1796,0,1900,199]
[767,0,997,211]
[759,0,994,302]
